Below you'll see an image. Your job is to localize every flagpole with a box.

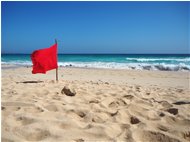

[55,39,58,82]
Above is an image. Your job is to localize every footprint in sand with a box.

[96,91,103,96]
[92,116,105,123]
[161,101,173,108]
[52,95,62,100]
[133,130,180,142]
[176,88,184,93]
[44,105,58,112]
[24,106,44,113]
[75,110,86,118]
[21,128,51,141]
[16,116,35,125]
[84,124,94,129]
[135,86,141,92]
[66,109,87,120]
[37,89,49,96]
[151,99,171,107]
[108,99,127,108]
[160,116,190,141]
[91,112,110,123]
[8,90,17,95]
[146,92,151,95]
[59,122,73,129]
[182,131,190,141]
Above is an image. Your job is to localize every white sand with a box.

[1,66,190,142]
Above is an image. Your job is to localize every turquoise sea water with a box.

[1,54,190,71]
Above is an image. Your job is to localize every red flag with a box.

[31,43,58,74]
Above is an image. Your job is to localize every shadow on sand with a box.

[16,81,44,84]
[173,101,190,105]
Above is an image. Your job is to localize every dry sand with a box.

[1,66,190,142]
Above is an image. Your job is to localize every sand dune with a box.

[1,67,190,142]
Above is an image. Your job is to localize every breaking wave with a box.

[126,57,190,62]
[59,62,190,71]
[2,60,190,71]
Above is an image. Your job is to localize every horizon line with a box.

[1,53,190,55]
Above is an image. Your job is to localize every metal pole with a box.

[55,39,58,82]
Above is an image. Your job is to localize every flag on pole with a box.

[31,43,58,74]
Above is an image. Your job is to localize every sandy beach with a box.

[1,66,190,142]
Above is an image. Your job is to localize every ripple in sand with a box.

[123,95,134,100]
[89,99,99,104]
[92,116,105,123]
[75,138,84,142]
[110,110,118,117]
[157,124,169,132]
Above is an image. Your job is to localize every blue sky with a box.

[1,1,189,54]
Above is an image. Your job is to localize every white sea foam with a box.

[59,62,190,71]
[126,57,190,62]
[2,60,190,71]
[1,61,32,66]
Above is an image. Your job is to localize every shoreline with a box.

[1,63,190,73]
[2,65,190,89]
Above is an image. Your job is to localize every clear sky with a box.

[1,1,189,54]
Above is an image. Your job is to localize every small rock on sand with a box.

[167,108,178,115]
[1,106,5,110]
[130,116,140,124]
[61,86,76,96]
[159,112,165,117]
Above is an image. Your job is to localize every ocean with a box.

[1,54,190,71]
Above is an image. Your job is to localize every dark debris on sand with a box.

[61,86,76,96]
[167,108,178,115]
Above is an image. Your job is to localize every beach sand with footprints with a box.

[1,66,190,142]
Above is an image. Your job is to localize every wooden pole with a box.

[55,39,58,82]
